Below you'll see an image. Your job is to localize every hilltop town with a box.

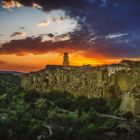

[21,53,140,117]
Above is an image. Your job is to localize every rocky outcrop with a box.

[21,60,140,116]
[21,60,140,100]
[120,85,140,117]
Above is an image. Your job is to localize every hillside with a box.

[0,71,24,76]
[0,73,140,140]
[0,73,21,94]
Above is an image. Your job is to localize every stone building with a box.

[63,53,69,66]
[21,53,140,115]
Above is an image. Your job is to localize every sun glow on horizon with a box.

[0,52,124,72]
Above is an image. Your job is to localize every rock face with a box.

[120,85,140,117]
[21,54,140,116]
[21,60,140,99]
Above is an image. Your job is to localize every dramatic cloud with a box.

[1,0,91,10]
[0,36,86,56]
[0,34,140,59]
[1,0,22,9]
[0,0,42,10]
[10,32,27,37]
[1,0,140,60]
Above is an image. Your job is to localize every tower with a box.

[63,53,69,66]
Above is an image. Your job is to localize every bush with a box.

[24,90,40,103]
[79,124,99,140]
[105,98,121,112]
[123,111,133,120]
[89,98,106,113]
[46,91,71,101]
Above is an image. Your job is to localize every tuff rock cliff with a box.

[21,60,140,116]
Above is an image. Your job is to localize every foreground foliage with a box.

[0,73,124,140]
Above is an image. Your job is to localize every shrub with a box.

[24,90,40,103]
[123,111,133,120]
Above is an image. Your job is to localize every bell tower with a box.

[63,53,69,66]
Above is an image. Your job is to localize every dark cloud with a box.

[0,36,83,55]
[1,0,140,58]
[1,0,92,11]
[0,34,140,58]
[17,0,91,10]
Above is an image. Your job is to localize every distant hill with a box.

[0,71,25,76]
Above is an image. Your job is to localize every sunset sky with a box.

[0,0,140,72]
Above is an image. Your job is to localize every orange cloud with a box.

[1,0,22,9]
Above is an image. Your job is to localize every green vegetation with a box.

[0,73,122,140]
